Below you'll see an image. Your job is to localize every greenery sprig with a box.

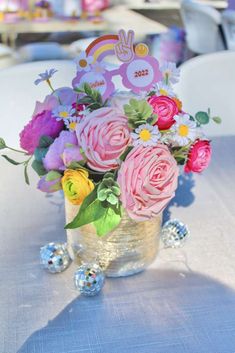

[74,83,107,111]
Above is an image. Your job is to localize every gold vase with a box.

[65,199,162,277]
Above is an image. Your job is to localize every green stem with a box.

[46,79,55,92]
[6,146,27,154]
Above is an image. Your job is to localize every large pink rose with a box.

[76,107,131,172]
[148,95,178,130]
[184,140,212,173]
[20,110,64,155]
[118,144,179,221]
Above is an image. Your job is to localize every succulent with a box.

[97,173,121,206]
[124,98,157,128]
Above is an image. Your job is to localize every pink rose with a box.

[19,110,64,155]
[148,95,178,130]
[118,144,179,221]
[76,107,131,172]
[184,140,212,173]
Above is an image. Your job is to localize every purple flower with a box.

[54,87,77,106]
[34,69,57,85]
[43,131,78,171]
[33,94,58,116]
[19,110,64,155]
[37,171,62,193]
[62,145,84,167]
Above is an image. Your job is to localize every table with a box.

[0,6,168,48]
[1,135,235,353]
[0,19,108,48]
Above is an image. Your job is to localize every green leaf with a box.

[119,146,133,161]
[212,116,222,124]
[34,147,48,162]
[1,155,21,165]
[195,111,210,125]
[24,164,30,185]
[39,135,54,148]
[94,207,121,237]
[0,137,6,150]
[32,159,47,176]
[65,187,106,229]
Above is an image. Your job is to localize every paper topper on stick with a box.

[72,29,162,97]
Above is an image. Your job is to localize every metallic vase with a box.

[65,199,162,277]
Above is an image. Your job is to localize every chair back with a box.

[174,51,235,136]
[222,10,235,50]
[181,0,223,54]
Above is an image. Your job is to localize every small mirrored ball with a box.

[40,242,71,273]
[161,219,190,248]
[74,263,105,296]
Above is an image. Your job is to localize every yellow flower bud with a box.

[62,169,94,205]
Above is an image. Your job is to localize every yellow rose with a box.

[62,169,94,205]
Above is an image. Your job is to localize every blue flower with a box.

[34,69,58,85]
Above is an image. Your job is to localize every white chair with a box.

[222,10,235,50]
[180,0,224,54]
[174,51,235,136]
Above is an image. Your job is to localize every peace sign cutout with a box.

[115,29,135,63]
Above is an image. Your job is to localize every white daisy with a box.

[171,114,197,146]
[52,105,75,121]
[64,117,79,132]
[160,62,180,84]
[74,52,93,72]
[155,82,175,97]
[131,123,161,147]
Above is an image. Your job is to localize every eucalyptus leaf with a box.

[0,137,6,149]
[94,207,121,237]
[195,111,210,125]
[24,164,30,185]
[1,155,22,165]
[212,116,222,124]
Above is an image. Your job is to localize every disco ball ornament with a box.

[74,263,105,296]
[161,219,190,248]
[40,242,71,273]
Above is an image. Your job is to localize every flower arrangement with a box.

[0,31,221,237]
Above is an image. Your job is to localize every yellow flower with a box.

[62,169,94,205]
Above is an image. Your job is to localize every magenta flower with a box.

[43,131,79,171]
[19,110,64,155]
[37,171,62,193]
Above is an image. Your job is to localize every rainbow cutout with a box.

[86,34,119,62]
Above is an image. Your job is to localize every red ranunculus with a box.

[148,95,178,130]
[184,140,212,173]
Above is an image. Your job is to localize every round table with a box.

[0,135,235,353]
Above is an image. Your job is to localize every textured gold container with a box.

[65,199,162,277]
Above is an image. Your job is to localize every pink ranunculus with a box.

[118,144,179,221]
[43,131,79,171]
[76,107,131,172]
[19,110,64,155]
[184,140,212,173]
[148,95,178,130]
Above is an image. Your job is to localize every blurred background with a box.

[1,0,234,141]
[0,0,231,68]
